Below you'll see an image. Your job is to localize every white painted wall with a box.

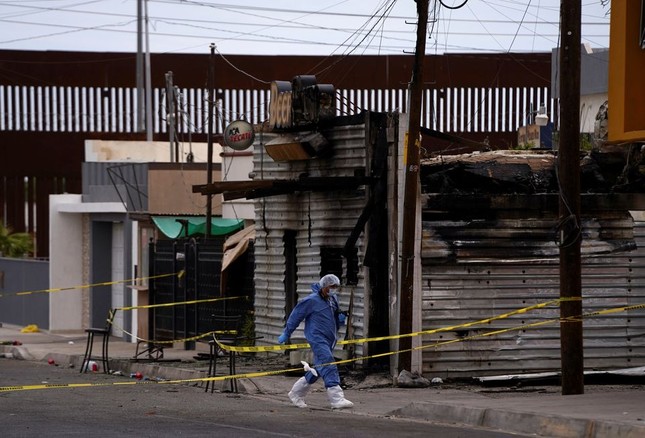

[50,195,126,332]
[49,194,84,332]
[84,140,222,163]
[111,222,125,337]
[221,148,255,220]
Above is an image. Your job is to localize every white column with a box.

[49,194,84,332]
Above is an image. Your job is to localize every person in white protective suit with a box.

[278,274,354,409]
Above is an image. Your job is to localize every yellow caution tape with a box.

[580,302,645,318]
[276,299,634,371]
[111,322,213,345]
[108,295,246,345]
[0,315,570,393]
[115,295,246,312]
[0,311,591,393]
[108,317,240,345]
[0,364,307,393]
[215,340,312,352]
[215,298,572,353]
[0,297,641,394]
[0,271,184,298]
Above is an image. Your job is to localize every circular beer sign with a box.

[224,120,255,151]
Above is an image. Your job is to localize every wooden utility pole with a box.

[398,0,429,372]
[206,44,215,237]
[558,0,584,395]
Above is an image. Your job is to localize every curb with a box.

[390,401,645,438]
[0,345,34,361]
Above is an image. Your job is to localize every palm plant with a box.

[0,223,34,258]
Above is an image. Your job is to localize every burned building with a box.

[201,108,400,366]
[418,146,645,378]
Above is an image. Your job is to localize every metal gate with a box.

[148,237,255,349]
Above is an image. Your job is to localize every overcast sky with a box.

[0,1,611,56]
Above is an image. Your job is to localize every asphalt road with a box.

[1,359,529,437]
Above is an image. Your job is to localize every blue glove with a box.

[278,332,289,344]
[338,313,347,324]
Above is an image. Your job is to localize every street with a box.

[0,359,529,437]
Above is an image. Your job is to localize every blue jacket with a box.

[284,283,342,347]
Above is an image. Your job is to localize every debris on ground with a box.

[396,370,431,388]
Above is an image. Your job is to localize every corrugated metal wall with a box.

[421,220,645,379]
[252,120,371,355]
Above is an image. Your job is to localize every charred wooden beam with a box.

[194,175,374,199]
[420,150,556,194]
[193,180,274,194]
[243,176,374,200]
[423,193,645,213]
[286,176,373,191]
[222,191,252,201]
[243,187,302,200]
[421,147,645,195]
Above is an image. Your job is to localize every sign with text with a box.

[224,120,255,151]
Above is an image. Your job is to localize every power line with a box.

[0,0,609,54]
[1,15,606,43]
[0,18,137,44]
[0,1,609,28]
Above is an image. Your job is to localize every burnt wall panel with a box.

[421,220,645,379]
[252,115,380,359]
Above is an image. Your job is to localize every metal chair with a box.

[205,314,242,393]
[80,310,114,374]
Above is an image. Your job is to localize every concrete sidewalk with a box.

[2,322,645,438]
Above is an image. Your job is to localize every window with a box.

[320,246,358,286]
[283,230,298,316]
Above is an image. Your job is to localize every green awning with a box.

[151,216,244,239]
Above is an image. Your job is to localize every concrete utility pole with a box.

[205,44,215,237]
[165,71,175,162]
[144,0,153,142]
[136,0,144,133]
[398,0,429,373]
[558,0,584,395]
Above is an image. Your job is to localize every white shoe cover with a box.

[327,385,354,409]
[288,377,310,408]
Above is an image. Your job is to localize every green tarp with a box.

[151,216,244,239]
